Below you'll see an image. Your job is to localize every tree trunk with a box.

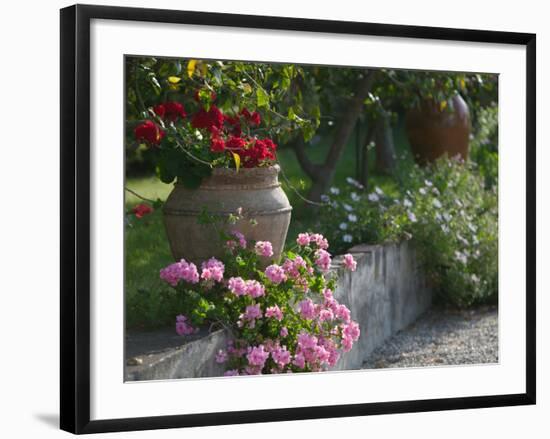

[305,71,377,201]
[374,110,396,174]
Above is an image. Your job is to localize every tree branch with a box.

[289,136,321,180]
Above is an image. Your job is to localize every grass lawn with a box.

[125,121,412,329]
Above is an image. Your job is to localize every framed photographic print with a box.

[60,4,536,434]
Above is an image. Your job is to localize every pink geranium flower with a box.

[265,305,283,321]
[343,253,357,272]
[247,345,269,368]
[265,264,287,284]
[254,241,274,258]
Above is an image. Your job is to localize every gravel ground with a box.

[362,306,498,369]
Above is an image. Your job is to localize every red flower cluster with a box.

[240,108,261,126]
[222,135,277,168]
[134,120,165,146]
[153,101,187,121]
[240,138,277,167]
[132,203,154,219]
[132,93,275,168]
[191,105,224,133]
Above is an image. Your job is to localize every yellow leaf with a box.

[168,76,181,84]
[199,63,208,76]
[232,152,241,172]
[440,100,447,111]
[460,78,466,90]
[187,59,197,78]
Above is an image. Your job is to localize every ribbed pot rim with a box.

[175,164,281,189]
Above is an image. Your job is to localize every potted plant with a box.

[127,58,327,262]
[133,92,291,263]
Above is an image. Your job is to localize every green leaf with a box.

[256,88,269,108]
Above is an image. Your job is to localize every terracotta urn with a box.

[405,94,471,165]
[163,165,292,264]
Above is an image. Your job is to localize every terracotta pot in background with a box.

[163,165,292,264]
[405,94,471,165]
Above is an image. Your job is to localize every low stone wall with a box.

[125,240,432,381]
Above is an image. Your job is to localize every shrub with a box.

[319,157,498,307]
[159,211,359,375]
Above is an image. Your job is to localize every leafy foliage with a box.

[318,157,498,307]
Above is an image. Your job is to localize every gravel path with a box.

[362,306,498,369]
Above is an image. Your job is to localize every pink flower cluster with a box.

[343,253,357,272]
[228,277,265,298]
[254,240,274,258]
[161,229,362,375]
[175,314,196,336]
[226,230,247,250]
[265,264,287,284]
[296,232,329,250]
[200,257,225,282]
[293,332,340,370]
[314,249,332,273]
[265,305,283,321]
[282,255,310,279]
[160,259,199,286]
[238,303,263,328]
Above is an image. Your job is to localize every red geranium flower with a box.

[153,104,166,119]
[154,102,186,121]
[210,137,226,153]
[249,111,261,126]
[226,135,247,151]
[191,105,224,133]
[134,120,165,146]
[132,203,154,219]
[240,108,261,126]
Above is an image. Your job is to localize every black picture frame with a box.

[60,4,536,434]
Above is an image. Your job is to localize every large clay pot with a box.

[405,95,471,165]
[163,165,292,264]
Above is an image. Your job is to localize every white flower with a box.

[345,177,364,189]
[407,211,417,223]
[403,198,413,208]
[339,222,348,231]
[432,199,442,209]
[342,234,353,243]
[441,224,450,234]
[457,233,469,246]
[320,194,330,202]
[454,251,468,264]
[455,199,463,208]
[350,192,360,202]
[419,187,427,195]
[348,214,358,222]
[343,203,353,212]
[468,223,478,233]
[194,130,204,141]
[471,274,480,284]
[329,187,340,195]
[432,187,440,196]
[424,179,433,187]
[443,212,452,222]
[368,193,380,202]
[375,186,384,196]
